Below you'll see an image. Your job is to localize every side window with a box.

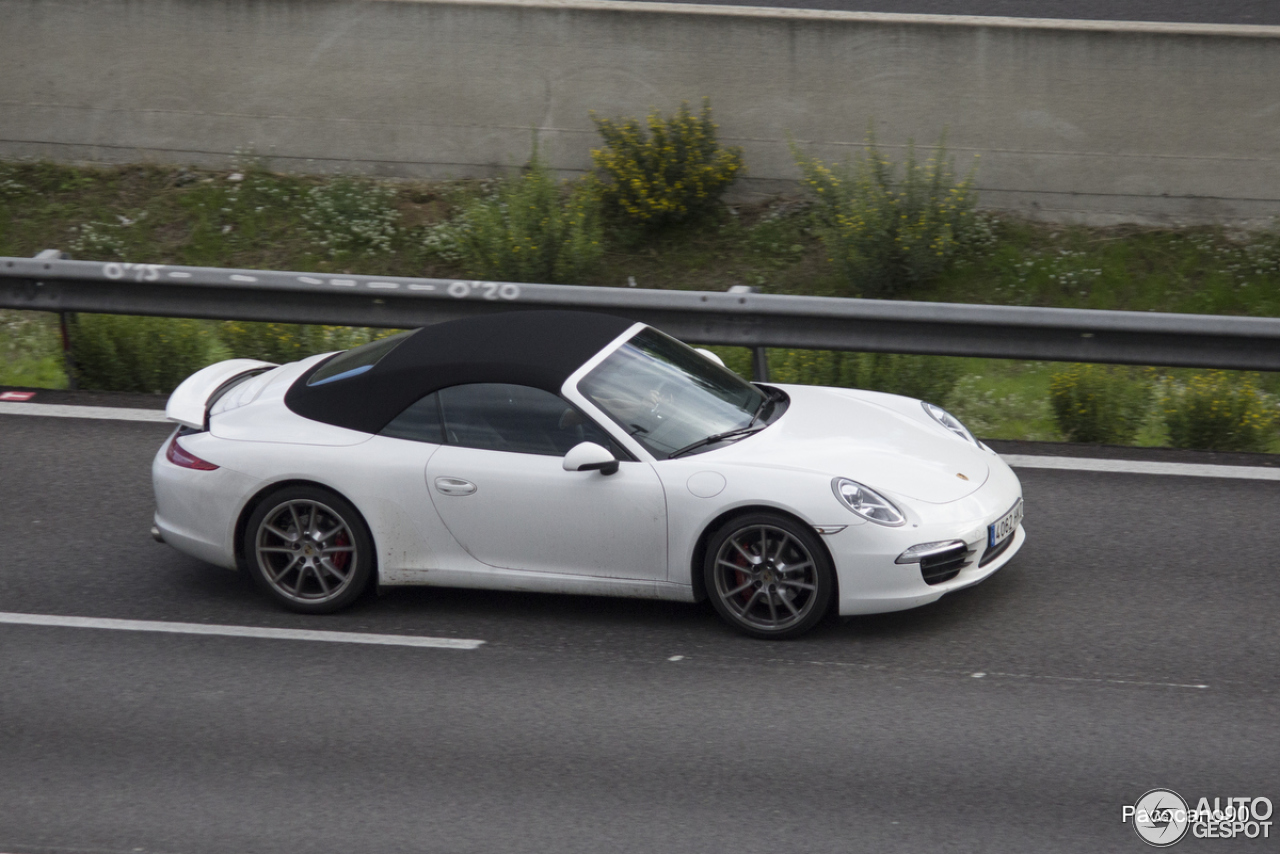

[438,383,618,456]
[381,392,444,444]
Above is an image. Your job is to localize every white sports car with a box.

[153,310,1025,638]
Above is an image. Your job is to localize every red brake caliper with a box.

[331,530,351,571]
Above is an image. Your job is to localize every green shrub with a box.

[71,314,229,394]
[219,322,393,365]
[590,99,744,229]
[431,155,603,284]
[68,315,403,393]
[944,373,1057,442]
[1162,371,1277,452]
[1049,364,1152,444]
[792,132,977,298]
[768,350,963,403]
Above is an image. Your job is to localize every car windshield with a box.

[578,328,767,459]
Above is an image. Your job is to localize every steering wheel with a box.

[647,381,675,418]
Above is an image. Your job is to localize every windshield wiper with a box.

[749,385,782,428]
[667,425,766,459]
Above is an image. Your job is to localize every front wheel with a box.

[244,486,375,614]
[704,513,835,639]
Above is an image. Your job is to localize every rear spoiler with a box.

[166,359,278,429]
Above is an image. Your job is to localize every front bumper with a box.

[833,524,1026,615]
[828,467,1027,617]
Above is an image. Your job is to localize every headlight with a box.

[831,478,905,526]
[922,401,979,447]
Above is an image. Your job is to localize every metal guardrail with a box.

[3,253,1280,372]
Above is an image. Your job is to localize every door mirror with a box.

[694,348,726,367]
[563,441,619,476]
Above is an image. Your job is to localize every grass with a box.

[0,310,67,388]
[3,159,1280,449]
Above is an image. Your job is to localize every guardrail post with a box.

[728,285,770,382]
[34,249,77,389]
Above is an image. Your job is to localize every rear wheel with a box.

[704,513,834,639]
[244,486,374,614]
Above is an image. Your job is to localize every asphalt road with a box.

[627,0,1280,26]
[1,411,1278,853]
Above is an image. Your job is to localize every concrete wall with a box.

[2,0,1279,225]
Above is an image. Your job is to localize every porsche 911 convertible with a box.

[153,310,1024,638]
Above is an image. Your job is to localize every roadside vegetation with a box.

[3,102,1280,451]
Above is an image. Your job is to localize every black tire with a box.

[243,485,375,614]
[703,512,835,639]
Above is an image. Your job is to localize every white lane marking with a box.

[1003,454,1280,481]
[766,657,1210,691]
[167,271,193,279]
[0,612,485,650]
[368,282,400,289]
[298,276,324,284]
[973,668,1208,690]
[330,278,357,287]
[408,284,436,291]
[668,655,685,662]
[230,274,257,283]
[0,402,170,422]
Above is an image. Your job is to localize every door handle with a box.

[434,476,477,496]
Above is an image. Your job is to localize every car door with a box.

[420,383,668,580]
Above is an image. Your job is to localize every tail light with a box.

[166,434,219,471]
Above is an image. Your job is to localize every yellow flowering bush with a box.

[432,154,602,284]
[792,133,977,298]
[590,99,744,229]
[1162,371,1277,452]
[219,322,393,365]
[1049,364,1152,444]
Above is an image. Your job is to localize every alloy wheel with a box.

[254,499,359,604]
[711,523,822,634]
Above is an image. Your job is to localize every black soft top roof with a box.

[285,310,636,434]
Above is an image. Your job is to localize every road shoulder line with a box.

[0,611,485,650]
[0,402,171,422]
[1002,454,1280,481]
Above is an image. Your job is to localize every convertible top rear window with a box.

[307,331,415,387]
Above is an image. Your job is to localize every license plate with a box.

[988,498,1023,548]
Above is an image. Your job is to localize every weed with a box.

[792,131,978,298]
[430,155,603,284]
[300,178,400,258]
